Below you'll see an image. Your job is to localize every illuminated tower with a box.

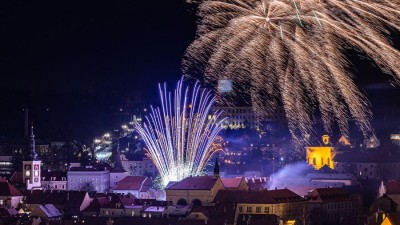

[22,124,42,190]
[306,135,335,170]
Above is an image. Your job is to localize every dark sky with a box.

[0,0,194,92]
[0,0,398,141]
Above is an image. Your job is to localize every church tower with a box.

[22,124,42,190]
[306,135,335,170]
[213,157,220,178]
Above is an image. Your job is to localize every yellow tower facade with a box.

[306,135,335,170]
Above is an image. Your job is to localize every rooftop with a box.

[113,176,148,191]
[165,176,219,190]
[0,181,23,196]
[213,189,304,204]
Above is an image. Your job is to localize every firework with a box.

[182,0,400,144]
[134,78,227,187]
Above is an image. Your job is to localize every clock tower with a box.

[22,124,42,190]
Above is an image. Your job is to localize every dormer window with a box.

[51,177,56,181]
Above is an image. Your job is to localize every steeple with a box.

[28,123,38,160]
[213,157,220,178]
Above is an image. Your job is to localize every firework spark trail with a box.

[135,79,227,187]
[183,0,400,144]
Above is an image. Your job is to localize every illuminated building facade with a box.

[210,106,286,130]
[22,125,42,190]
[306,135,335,170]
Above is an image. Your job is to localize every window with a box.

[246,207,252,213]
[239,207,243,212]
[313,158,316,165]
[321,158,324,165]
[105,211,109,215]
[327,158,330,165]
[264,207,269,213]
[256,207,261,213]
[0,200,3,205]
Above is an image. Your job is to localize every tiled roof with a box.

[385,180,400,194]
[213,189,304,204]
[0,181,23,196]
[24,190,87,212]
[113,176,147,191]
[165,176,218,190]
[10,172,23,184]
[246,177,268,191]
[308,188,350,202]
[102,195,136,209]
[221,178,243,188]
[37,204,62,218]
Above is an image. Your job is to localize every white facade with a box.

[67,168,110,193]
[23,160,42,190]
[120,155,157,176]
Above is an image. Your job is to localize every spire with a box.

[28,123,38,160]
[213,157,220,178]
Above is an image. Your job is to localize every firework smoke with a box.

[135,78,227,187]
[182,0,400,144]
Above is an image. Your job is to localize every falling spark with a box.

[135,78,227,187]
[182,0,400,144]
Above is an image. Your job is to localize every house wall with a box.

[67,171,109,193]
[41,181,67,190]
[237,202,305,220]
[0,196,22,209]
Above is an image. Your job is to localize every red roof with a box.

[0,181,23,196]
[308,188,350,203]
[213,189,304,204]
[165,176,218,190]
[114,176,147,191]
[221,178,243,188]
[385,180,400,195]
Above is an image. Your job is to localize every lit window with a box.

[313,158,316,165]
[264,207,269,213]
[256,207,261,213]
[247,207,252,213]
[239,206,243,212]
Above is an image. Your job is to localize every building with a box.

[0,156,15,179]
[378,180,400,206]
[221,177,249,190]
[40,171,67,190]
[31,204,63,222]
[109,152,128,189]
[211,106,286,131]
[23,190,92,217]
[308,188,357,224]
[165,176,225,206]
[334,151,400,180]
[99,194,137,217]
[113,176,152,198]
[306,135,336,170]
[120,155,157,177]
[213,189,306,222]
[0,181,23,208]
[22,125,42,190]
[67,167,110,193]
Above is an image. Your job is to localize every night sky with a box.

[0,0,398,142]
